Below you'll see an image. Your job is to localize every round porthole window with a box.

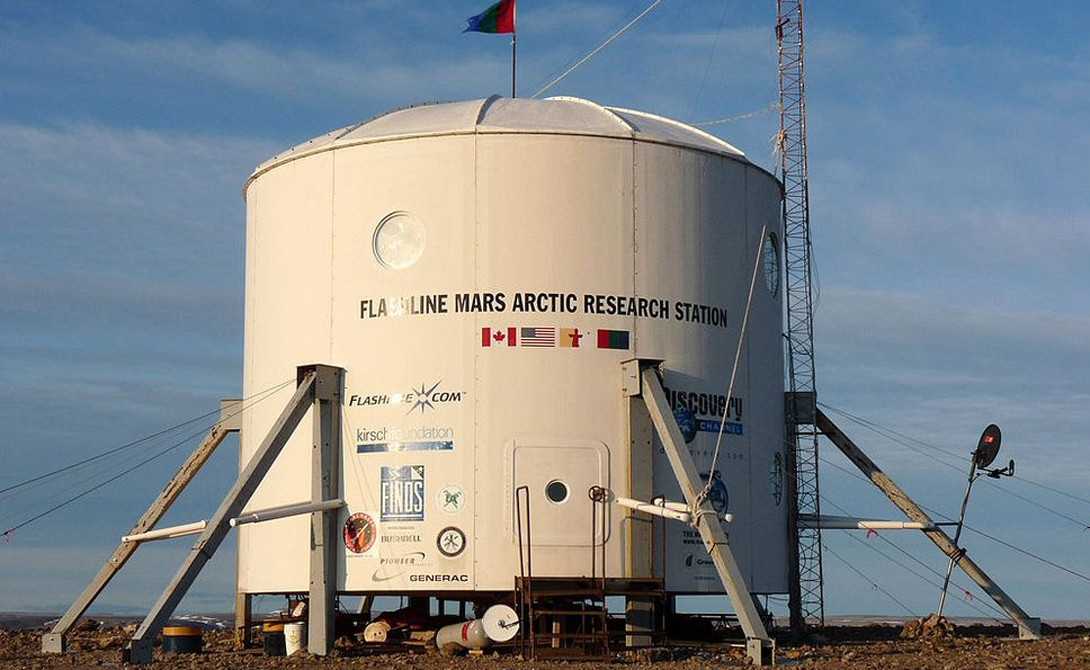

[373,211,426,269]
[545,480,569,504]
[762,231,780,297]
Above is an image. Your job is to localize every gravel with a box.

[2,624,1088,669]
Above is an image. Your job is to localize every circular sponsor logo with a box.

[343,512,377,554]
[700,471,729,515]
[673,406,697,444]
[436,526,466,558]
[437,484,466,514]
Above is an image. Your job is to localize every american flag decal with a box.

[520,327,557,347]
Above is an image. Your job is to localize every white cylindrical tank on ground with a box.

[239,96,787,598]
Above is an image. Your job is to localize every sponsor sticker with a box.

[674,407,698,444]
[343,512,377,557]
[370,551,428,582]
[380,466,425,522]
[437,484,466,514]
[663,385,745,436]
[436,526,467,558]
[696,418,744,435]
[700,471,729,515]
[357,426,455,453]
[348,381,464,414]
[685,553,714,569]
[380,531,421,544]
[409,574,469,583]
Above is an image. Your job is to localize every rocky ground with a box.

[1,619,1088,669]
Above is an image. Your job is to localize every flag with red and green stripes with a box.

[464,0,516,34]
[597,329,630,350]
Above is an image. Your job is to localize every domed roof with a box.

[248,96,748,186]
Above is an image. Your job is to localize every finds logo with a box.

[380,466,425,522]
[348,380,464,415]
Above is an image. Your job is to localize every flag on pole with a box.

[464,0,516,34]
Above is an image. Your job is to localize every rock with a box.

[73,618,102,633]
[902,614,956,641]
[620,647,675,662]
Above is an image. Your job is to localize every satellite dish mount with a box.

[936,424,1015,618]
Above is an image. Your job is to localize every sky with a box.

[0,0,1087,623]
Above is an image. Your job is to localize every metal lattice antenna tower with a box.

[776,0,824,633]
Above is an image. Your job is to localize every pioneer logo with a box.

[371,551,427,582]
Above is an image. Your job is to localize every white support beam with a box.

[230,499,344,527]
[626,360,774,665]
[798,514,930,530]
[123,370,320,664]
[122,521,207,543]
[614,496,693,524]
[42,419,233,654]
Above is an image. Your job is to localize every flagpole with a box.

[511,32,517,97]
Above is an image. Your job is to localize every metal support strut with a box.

[623,360,774,666]
[815,408,1041,639]
[121,364,344,664]
[41,400,240,654]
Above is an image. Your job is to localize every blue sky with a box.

[1,0,1087,621]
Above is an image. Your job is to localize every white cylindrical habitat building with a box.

[239,96,787,598]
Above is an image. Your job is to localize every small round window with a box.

[545,480,569,504]
[762,231,780,297]
[373,211,426,269]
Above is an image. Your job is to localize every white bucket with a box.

[284,622,307,655]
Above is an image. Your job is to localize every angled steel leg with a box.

[42,402,239,654]
[815,408,1041,639]
[124,371,318,664]
[625,360,774,666]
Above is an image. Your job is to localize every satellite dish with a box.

[974,424,1002,469]
[481,604,520,642]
